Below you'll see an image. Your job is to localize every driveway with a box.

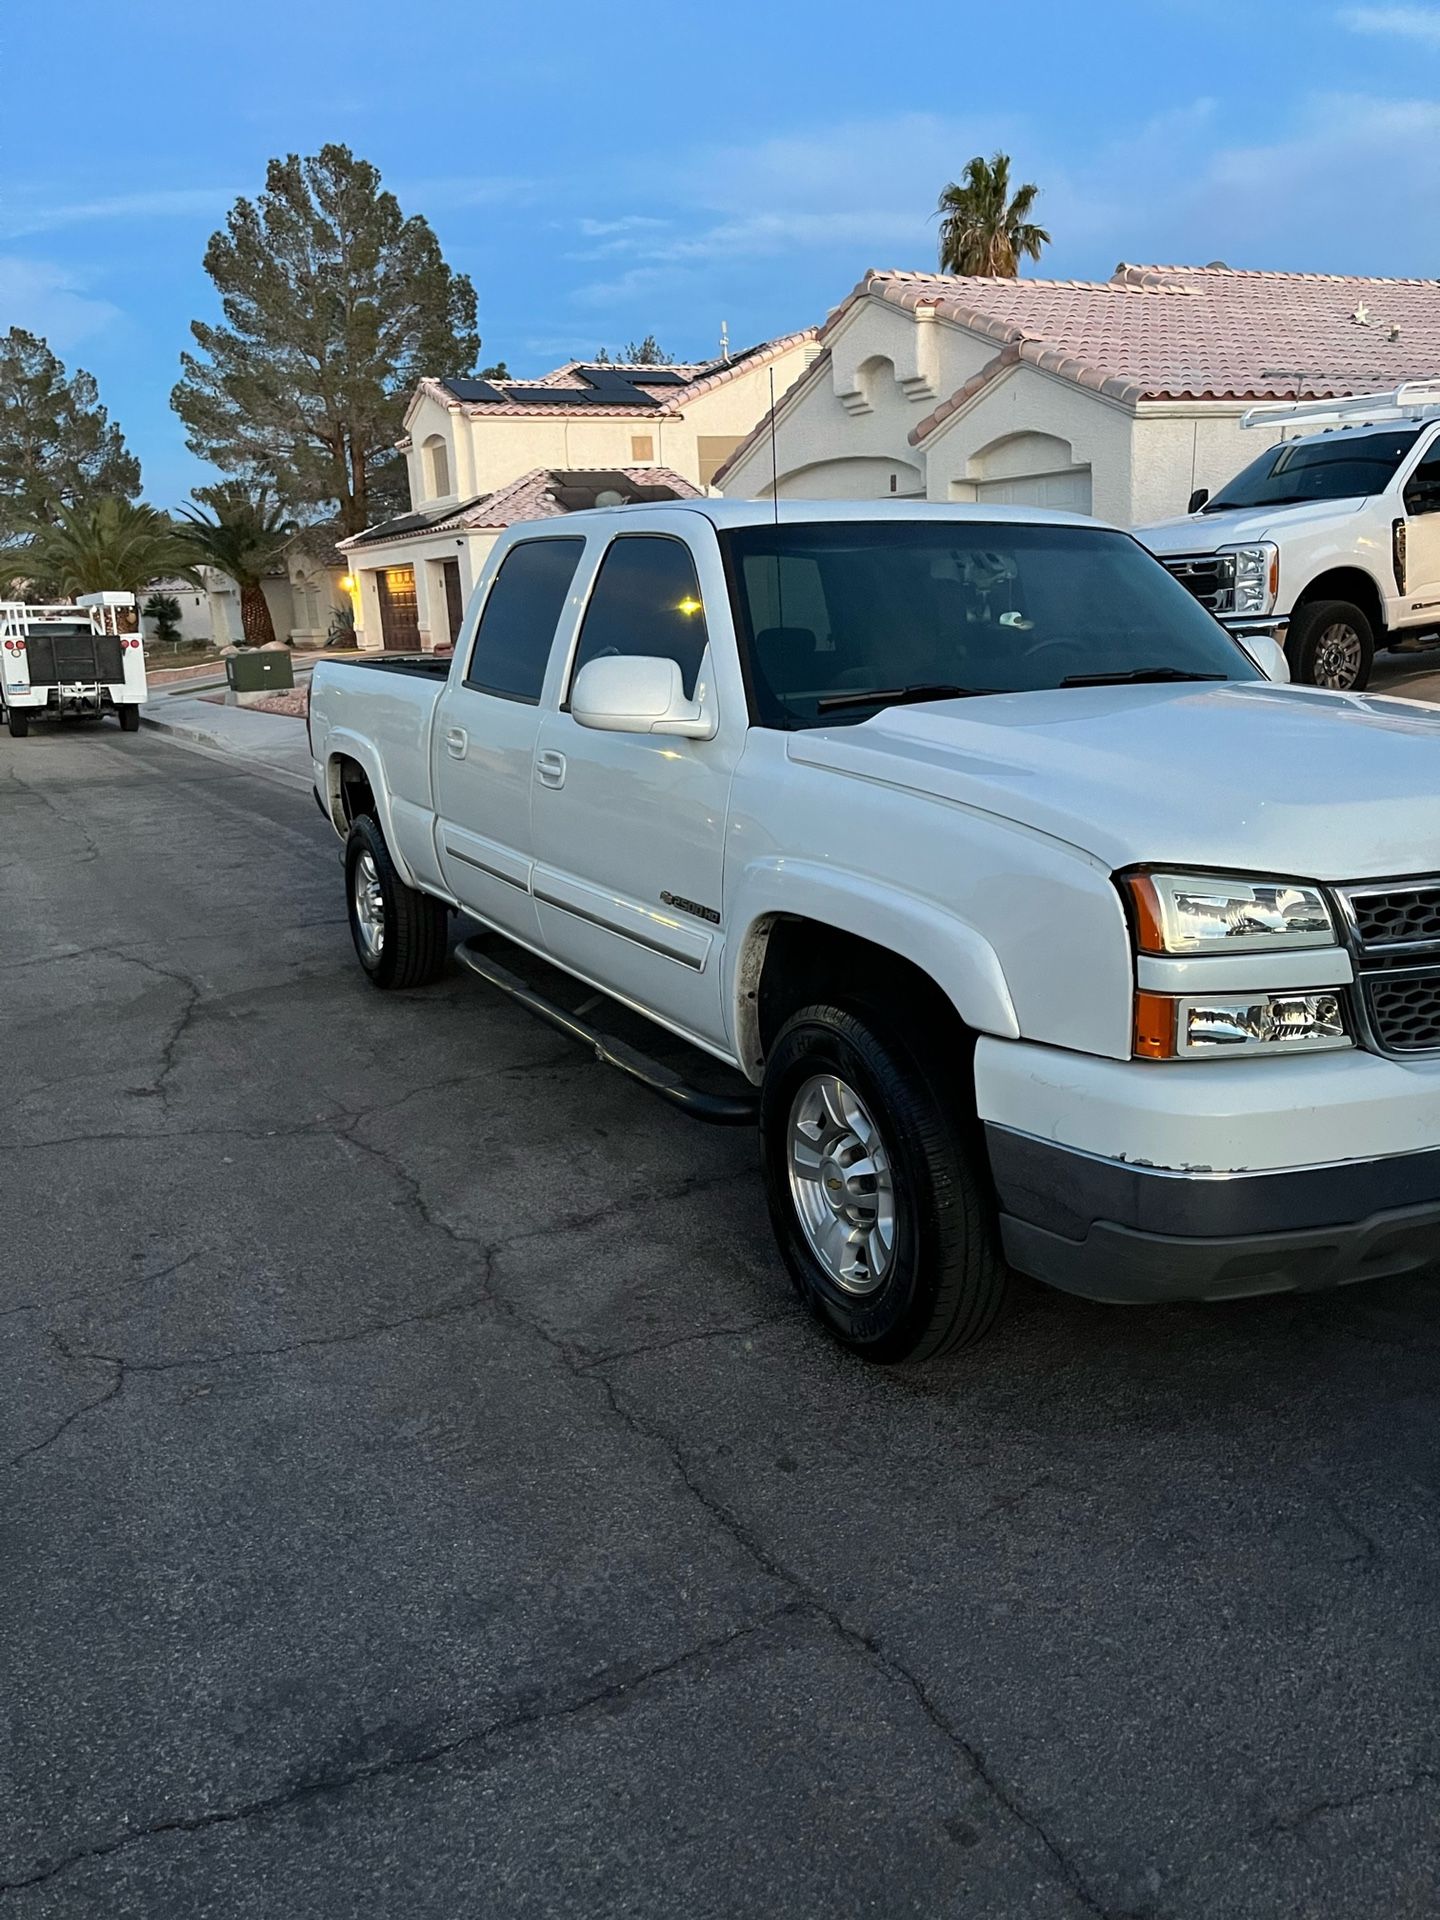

[3,728,1439,1918]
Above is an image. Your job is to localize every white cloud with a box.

[0,257,120,349]
[0,187,236,240]
[1339,6,1440,43]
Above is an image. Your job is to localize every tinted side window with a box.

[466,539,583,702]
[569,536,710,700]
[1406,442,1440,516]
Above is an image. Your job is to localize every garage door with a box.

[975,469,1092,513]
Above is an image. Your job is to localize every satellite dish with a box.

[594,489,625,507]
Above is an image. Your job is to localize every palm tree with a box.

[178,484,294,647]
[1,497,196,599]
[936,153,1050,278]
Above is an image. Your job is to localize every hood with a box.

[1136,497,1366,555]
[787,682,1440,879]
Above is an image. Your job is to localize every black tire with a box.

[117,704,140,732]
[760,1002,1008,1362]
[344,814,449,989]
[1285,598,1374,691]
[6,708,28,738]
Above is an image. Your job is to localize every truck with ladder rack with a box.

[1138,383,1440,692]
[0,592,147,737]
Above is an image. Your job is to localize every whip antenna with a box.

[768,366,780,526]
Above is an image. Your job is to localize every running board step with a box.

[455,937,758,1126]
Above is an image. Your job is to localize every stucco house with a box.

[718,265,1440,525]
[340,333,816,650]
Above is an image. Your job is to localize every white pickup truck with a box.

[1139,385,1440,693]
[0,593,147,736]
[310,500,1440,1362]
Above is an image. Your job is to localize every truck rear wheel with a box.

[117,705,140,732]
[345,815,449,990]
[760,1002,1009,1362]
[7,709,29,738]
[1286,599,1374,691]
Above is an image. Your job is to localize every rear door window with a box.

[465,538,584,703]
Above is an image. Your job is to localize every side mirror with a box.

[1241,633,1290,683]
[571,654,716,739]
[1187,487,1210,515]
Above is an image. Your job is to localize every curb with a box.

[139,707,314,795]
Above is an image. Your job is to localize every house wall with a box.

[347,530,493,651]
[140,584,211,646]
[720,294,1269,528]
[404,343,816,507]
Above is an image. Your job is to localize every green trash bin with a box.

[225,651,295,693]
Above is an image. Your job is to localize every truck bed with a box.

[309,653,454,858]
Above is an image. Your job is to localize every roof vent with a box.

[1204,260,1229,270]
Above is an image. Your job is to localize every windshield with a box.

[721,520,1256,729]
[1205,427,1419,512]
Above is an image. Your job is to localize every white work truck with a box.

[310,500,1440,1362]
[1139,384,1440,693]
[0,592,147,737]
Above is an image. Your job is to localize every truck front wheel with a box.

[1286,599,1374,691]
[6,709,29,738]
[760,1003,1009,1362]
[345,815,449,990]
[117,705,140,732]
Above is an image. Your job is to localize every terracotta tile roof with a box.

[463,466,700,528]
[342,468,701,548]
[845,265,1440,421]
[408,330,817,425]
[715,266,1440,483]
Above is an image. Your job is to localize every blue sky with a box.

[6,0,1440,505]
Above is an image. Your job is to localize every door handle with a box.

[444,727,468,759]
[535,748,567,789]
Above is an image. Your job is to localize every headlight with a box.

[1221,542,1279,615]
[1135,989,1351,1059]
[1123,870,1336,954]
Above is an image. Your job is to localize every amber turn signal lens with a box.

[1123,874,1166,954]
[1133,990,1177,1060]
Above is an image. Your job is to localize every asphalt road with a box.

[4,726,1440,1920]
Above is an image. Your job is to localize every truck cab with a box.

[1137,384,1440,692]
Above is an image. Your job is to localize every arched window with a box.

[424,434,451,498]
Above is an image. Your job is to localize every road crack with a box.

[0,1605,809,1897]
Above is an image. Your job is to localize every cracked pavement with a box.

[3,729,1440,1918]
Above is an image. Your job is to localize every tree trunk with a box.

[240,582,277,647]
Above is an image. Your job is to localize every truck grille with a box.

[1337,880,1440,1054]
[1159,552,1236,615]
[24,625,125,687]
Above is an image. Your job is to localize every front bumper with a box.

[976,1036,1440,1304]
[1220,615,1288,640]
[987,1126,1440,1302]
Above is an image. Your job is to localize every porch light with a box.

[340,574,355,592]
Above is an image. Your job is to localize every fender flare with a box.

[323,729,422,890]
[724,860,1020,1074]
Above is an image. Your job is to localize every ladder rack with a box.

[1242,383,1440,431]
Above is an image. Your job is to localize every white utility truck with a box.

[309,500,1440,1362]
[1139,383,1440,693]
[0,592,147,737]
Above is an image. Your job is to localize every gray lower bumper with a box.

[986,1126,1440,1304]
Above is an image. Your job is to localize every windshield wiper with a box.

[815,681,987,714]
[1060,667,1228,688]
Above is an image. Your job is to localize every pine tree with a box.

[172,144,479,538]
[0,329,140,557]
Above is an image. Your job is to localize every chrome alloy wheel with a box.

[1311,621,1364,690]
[353,849,386,961]
[786,1074,896,1295]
